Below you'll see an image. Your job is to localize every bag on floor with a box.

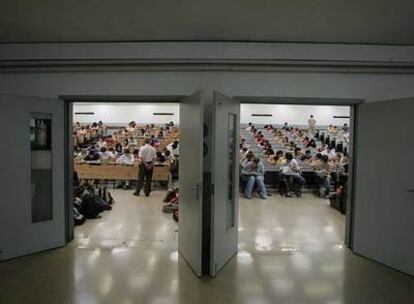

[94,196,112,212]
[80,192,100,219]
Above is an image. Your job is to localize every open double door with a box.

[178,91,240,276]
[0,93,413,277]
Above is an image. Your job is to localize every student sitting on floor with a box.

[242,157,267,200]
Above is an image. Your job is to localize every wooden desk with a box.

[75,163,171,182]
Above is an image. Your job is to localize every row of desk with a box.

[74,163,171,182]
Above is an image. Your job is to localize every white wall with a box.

[73,102,179,124]
[240,104,350,126]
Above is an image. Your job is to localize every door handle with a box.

[191,183,200,200]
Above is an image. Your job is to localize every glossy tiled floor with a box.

[0,190,413,304]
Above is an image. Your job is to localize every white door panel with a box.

[178,91,205,276]
[210,92,240,276]
[0,94,65,260]
[353,97,414,275]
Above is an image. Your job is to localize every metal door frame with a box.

[234,96,364,249]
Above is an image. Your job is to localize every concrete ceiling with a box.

[1,0,414,44]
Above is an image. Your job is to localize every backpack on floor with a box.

[80,192,100,219]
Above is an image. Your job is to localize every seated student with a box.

[294,147,303,159]
[122,138,129,150]
[116,149,134,165]
[163,150,174,162]
[322,145,336,158]
[330,153,342,165]
[241,151,255,168]
[128,136,137,145]
[240,138,249,149]
[96,137,107,149]
[97,121,106,137]
[254,131,262,140]
[111,131,119,143]
[99,147,114,161]
[84,150,101,162]
[139,128,146,136]
[302,136,310,145]
[315,155,331,198]
[167,140,180,156]
[270,150,284,165]
[264,147,275,157]
[240,147,250,162]
[155,151,167,164]
[74,122,81,131]
[283,122,289,130]
[306,139,317,149]
[246,122,253,132]
[242,157,267,200]
[116,149,135,189]
[339,154,349,166]
[281,152,306,197]
[120,127,129,136]
[127,121,136,132]
[281,136,290,147]
[259,139,268,150]
[301,150,313,162]
[115,143,123,155]
[309,153,323,168]
[74,148,88,162]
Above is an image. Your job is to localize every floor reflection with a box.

[0,191,412,304]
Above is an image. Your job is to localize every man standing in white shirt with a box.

[134,138,157,197]
[308,115,316,135]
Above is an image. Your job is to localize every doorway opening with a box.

[70,101,181,252]
[238,102,353,255]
